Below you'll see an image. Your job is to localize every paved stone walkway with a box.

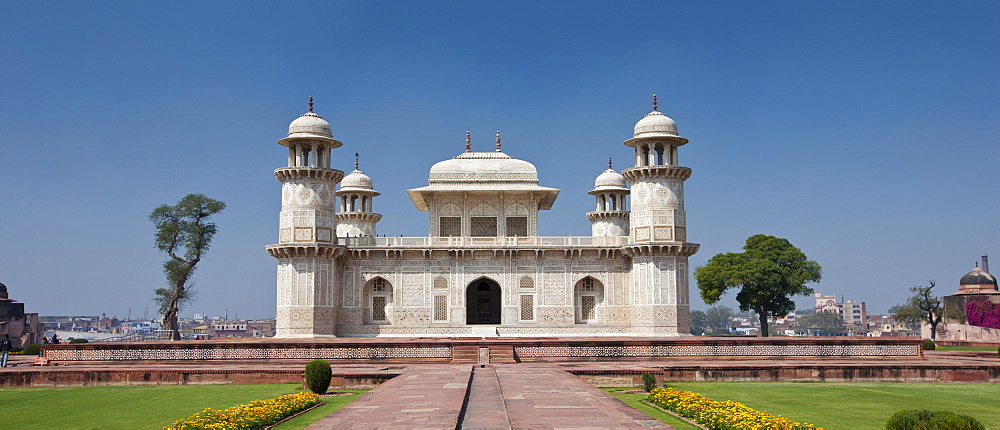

[309,364,669,429]
[458,366,511,429]
[311,365,471,429]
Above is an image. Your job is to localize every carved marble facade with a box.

[269,98,699,337]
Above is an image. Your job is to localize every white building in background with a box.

[266,96,699,337]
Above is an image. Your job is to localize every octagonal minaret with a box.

[621,95,700,336]
[267,97,346,337]
[336,153,382,238]
[586,157,630,237]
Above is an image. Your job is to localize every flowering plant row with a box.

[166,391,321,429]
[645,387,822,430]
[965,297,1000,329]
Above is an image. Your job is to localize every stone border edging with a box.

[641,399,708,429]
[263,400,327,429]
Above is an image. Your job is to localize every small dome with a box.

[341,169,373,190]
[960,267,997,286]
[633,110,678,137]
[288,112,332,138]
[594,169,627,190]
[0,281,6,293]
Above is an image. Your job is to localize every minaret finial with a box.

[608,156,613,170]
[308,94,314,112]
[465,130,471,152]
[652,93,658,111]
[495,130,502,152]
[354,153,359,170]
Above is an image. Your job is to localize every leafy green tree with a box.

[690,310,708,335]
[694,234,822,337]
[794,311,846,334]
[705,304,736,334]
[150,194,226,340]
[891,281,947,340]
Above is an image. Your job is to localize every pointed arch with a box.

[574,276,605,323]
[364,277,393,324]
[466,276,501,324]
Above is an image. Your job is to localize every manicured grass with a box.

[0,383,365,429]
[662,382,999,430]
[277,390,366,429]
[602,389,700,430]
[935,345,998,351]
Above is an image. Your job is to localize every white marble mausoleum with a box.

[266,96,699,337]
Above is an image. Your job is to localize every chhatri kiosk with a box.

[267,96,699,337]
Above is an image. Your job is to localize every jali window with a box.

[372,296,387,322]
[433,295,448,321]
[506,216,528,236]
[439,217,461,237]
[470,216,497,237]
[520,295,534,321]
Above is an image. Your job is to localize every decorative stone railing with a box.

[339,236,631,248]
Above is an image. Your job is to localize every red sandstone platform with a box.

[38,336,925,363]
[1,337,996,387]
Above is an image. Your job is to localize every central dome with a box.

[633,110,678,137]
[428,151,539,184]
[288,112,333,138]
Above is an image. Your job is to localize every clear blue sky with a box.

[2,1,997,320]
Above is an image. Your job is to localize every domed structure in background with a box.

[0,282,44,346]
[939,254,1000,343]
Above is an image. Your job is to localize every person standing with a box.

[0,334,12,367]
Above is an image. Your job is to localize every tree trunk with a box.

[928,313,938,341]
[757,306,769,337]
[163,261,193,341]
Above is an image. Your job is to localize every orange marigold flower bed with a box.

[645,387,822,430]
[166,391,321,429]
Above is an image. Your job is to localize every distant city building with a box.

[814,291,869,330]
[210,320,249,337]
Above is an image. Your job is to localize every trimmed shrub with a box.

[885,409,985,430]
[641,372,657,393]
[304,359,332,394]
[68,338,89,344]
[22,343,40,356]
[922,339,936,350]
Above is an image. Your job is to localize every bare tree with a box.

[892,281,944,340]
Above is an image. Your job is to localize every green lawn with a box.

[935,345,998,352]
[656,382,999,430]
[603,389,700,430]
[0,384,365,429]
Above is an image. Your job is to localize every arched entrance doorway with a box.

[466,278,501,324]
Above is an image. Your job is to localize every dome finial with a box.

[608,156,613,170]
[652,93,658,111]
[495,130,502,152]
[308,94,314,113]
[465,130,472,153]
[354,152,360,170]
